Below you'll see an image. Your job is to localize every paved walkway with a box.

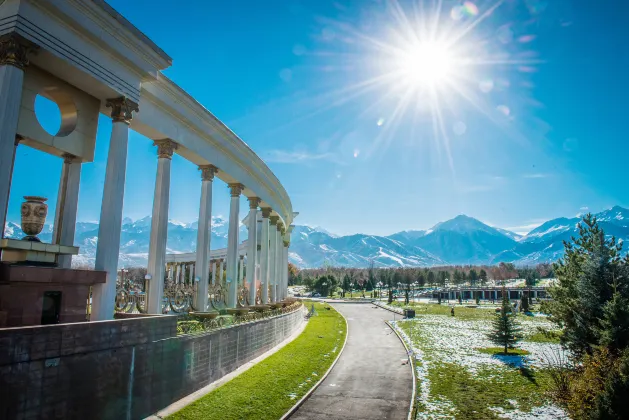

[291,303,412,420]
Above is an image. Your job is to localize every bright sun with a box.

[399,41,455,88]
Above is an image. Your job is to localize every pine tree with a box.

[488,287,523,354]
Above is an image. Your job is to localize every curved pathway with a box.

[291,303,412,420]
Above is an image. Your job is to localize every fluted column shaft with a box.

[260,208,271,304]
[92,96,138,321]
[275,223,284,301]
[282,241,289,300]
[226,183,243,308]
[269,216,278,302]
[0,36,32,239]
[246,198,260,305]
[194,165,217,311]
[146,139,177,314]
[52,154,81,268]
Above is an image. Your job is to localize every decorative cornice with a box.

[199,165,218,181]
[261,207,272,218]
[228,183,244,197]
[0,34,37,70]
[106,96,139,124]
[269,216,279,226]
[248,197,261,210]
[144,76,293,224]
[154,139,178,159]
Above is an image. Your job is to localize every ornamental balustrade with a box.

[114,259,263,314]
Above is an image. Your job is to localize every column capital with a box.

[269,216,279,226]
[228,183,244,197]
[61,153,81,164]
[153,139,178,159]
[199,165,218,181]
[106,96,139,124]
[261,207,272,218]
[283,240,290,247]
[277,221,284,232]
[248,196,261,209]
[0,34,37,70]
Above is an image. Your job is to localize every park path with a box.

[290,303,412,420]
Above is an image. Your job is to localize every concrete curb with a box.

[373,301,404,316]
[146,307,308,419]
[281,304,350,420]
[385,320,417,420]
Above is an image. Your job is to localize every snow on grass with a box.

[390,308,569,419]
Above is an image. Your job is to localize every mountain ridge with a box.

[3,206,628,269]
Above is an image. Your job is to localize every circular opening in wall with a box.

[35,94,62,136]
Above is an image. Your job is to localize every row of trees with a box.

[289,262,553,294]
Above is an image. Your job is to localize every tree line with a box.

[289,262,553,297]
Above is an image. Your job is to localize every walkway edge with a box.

[385,320,417,420]
[146,307,308,419]
[281,305,350,420]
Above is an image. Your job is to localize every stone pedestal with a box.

[0,264,105,327]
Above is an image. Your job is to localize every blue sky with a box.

[7,0,629,236]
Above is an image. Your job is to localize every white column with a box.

[52,154,81,268]
[211,260,217,284]
[246,198,260,305]
[0,36,31,239]
[269,216,278,302]
[275,222,284,301]
[194,165,217,311]
[282,239,289,300]
[146,139,177,314]
[92,97,138,321]
[260,208,271,304]
[218,259,223,284]
[226,183,243,308]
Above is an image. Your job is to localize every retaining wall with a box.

[0,307,304,419]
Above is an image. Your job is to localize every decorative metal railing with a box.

[114,269,278,315]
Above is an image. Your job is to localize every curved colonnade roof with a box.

[9,0,294,228]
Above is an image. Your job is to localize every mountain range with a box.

[3,206,628,269]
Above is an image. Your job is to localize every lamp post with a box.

[376,281,383,301]
[322,281,328,298]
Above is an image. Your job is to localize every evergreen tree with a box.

[488,286,523,354]
[469,269,478,287]
[479,269,488,286]
[544,214,629,357]
[427,270,436,287]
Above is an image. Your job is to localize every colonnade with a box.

[0,34,294,322]
[89,119,295,317]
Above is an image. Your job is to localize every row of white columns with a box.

[0,35,292,320]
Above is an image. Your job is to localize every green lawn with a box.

[169,302,347,420]
[394,308,565,419]
[426,362,553,419]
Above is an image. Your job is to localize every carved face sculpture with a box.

[20,196,48,238]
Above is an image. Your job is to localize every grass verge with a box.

[168,302,347,420]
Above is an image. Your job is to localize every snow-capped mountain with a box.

[3,216,246,268]
[4,206,628,269]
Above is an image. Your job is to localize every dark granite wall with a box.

[0,308,304,419]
